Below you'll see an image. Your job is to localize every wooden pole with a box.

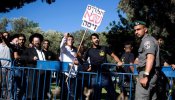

[77,28,88,53]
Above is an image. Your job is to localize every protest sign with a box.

[81,4,105,31]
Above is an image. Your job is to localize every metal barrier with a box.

[100,64,175,100]
[161,66,175,100]
[0,58,12,99]
[0,60,99,100]
[77,71,98,100]
[1,58,175,100]
[100,63,136,100]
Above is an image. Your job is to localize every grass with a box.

[50,82,121,99]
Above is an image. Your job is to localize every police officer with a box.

[133,21,160,100]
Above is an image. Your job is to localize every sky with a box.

[0,0,121,33]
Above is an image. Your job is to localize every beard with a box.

[93,41,99,46]
[34,44,41,50]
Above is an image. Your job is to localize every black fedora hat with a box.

[29,33,44,43]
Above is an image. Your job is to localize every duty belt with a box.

[137,67,159,75]
[137,67,145,72]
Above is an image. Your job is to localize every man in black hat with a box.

[22,33,45,66]
[133,20,160,100]
[21,33,47,99]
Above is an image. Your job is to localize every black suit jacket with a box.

[21,47,48,98]
[21,47,41,67]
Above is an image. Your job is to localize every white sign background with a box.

[81,4,105,31]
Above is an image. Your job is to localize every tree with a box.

[8,17,42,47]
[105,11,137,58]
[0,17,46,48]
[106,0,175,58]
[72,30,92,48]
[0,17,9,32]
[72,30,108,50]
[118,0,175,36]
[118,0,175,55]
[10,17,39,34]
[43,30,62,54]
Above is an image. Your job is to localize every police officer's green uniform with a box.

[135,31,160,99]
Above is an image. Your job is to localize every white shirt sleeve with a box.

[60,37,67,52]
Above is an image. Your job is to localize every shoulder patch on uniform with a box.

[144,41,151,49]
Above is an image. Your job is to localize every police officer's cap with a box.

[133,20,147,26]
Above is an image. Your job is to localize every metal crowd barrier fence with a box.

[0,66,10,99]
[0,58,12,99]
[1,58,175,100]
[0,59,99,100]
[100,63,137,100]
[100,63,175,100]
[161,66,175,100]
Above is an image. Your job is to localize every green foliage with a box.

[105,10,137,58]
[99,33,107,45]
[43,30,62,54]
[0,17,64,57]
[106,0,175,58]
[9,17,43,47]
[72,30,107,49]
[10,17,39,34]
[118,0,175,36]
[0,17,9,32]
[72,30,91,48]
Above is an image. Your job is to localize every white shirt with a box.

[35,48,46,61]
[0,43,11,67]
[59,37,77,62]
[59,37,78,77]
